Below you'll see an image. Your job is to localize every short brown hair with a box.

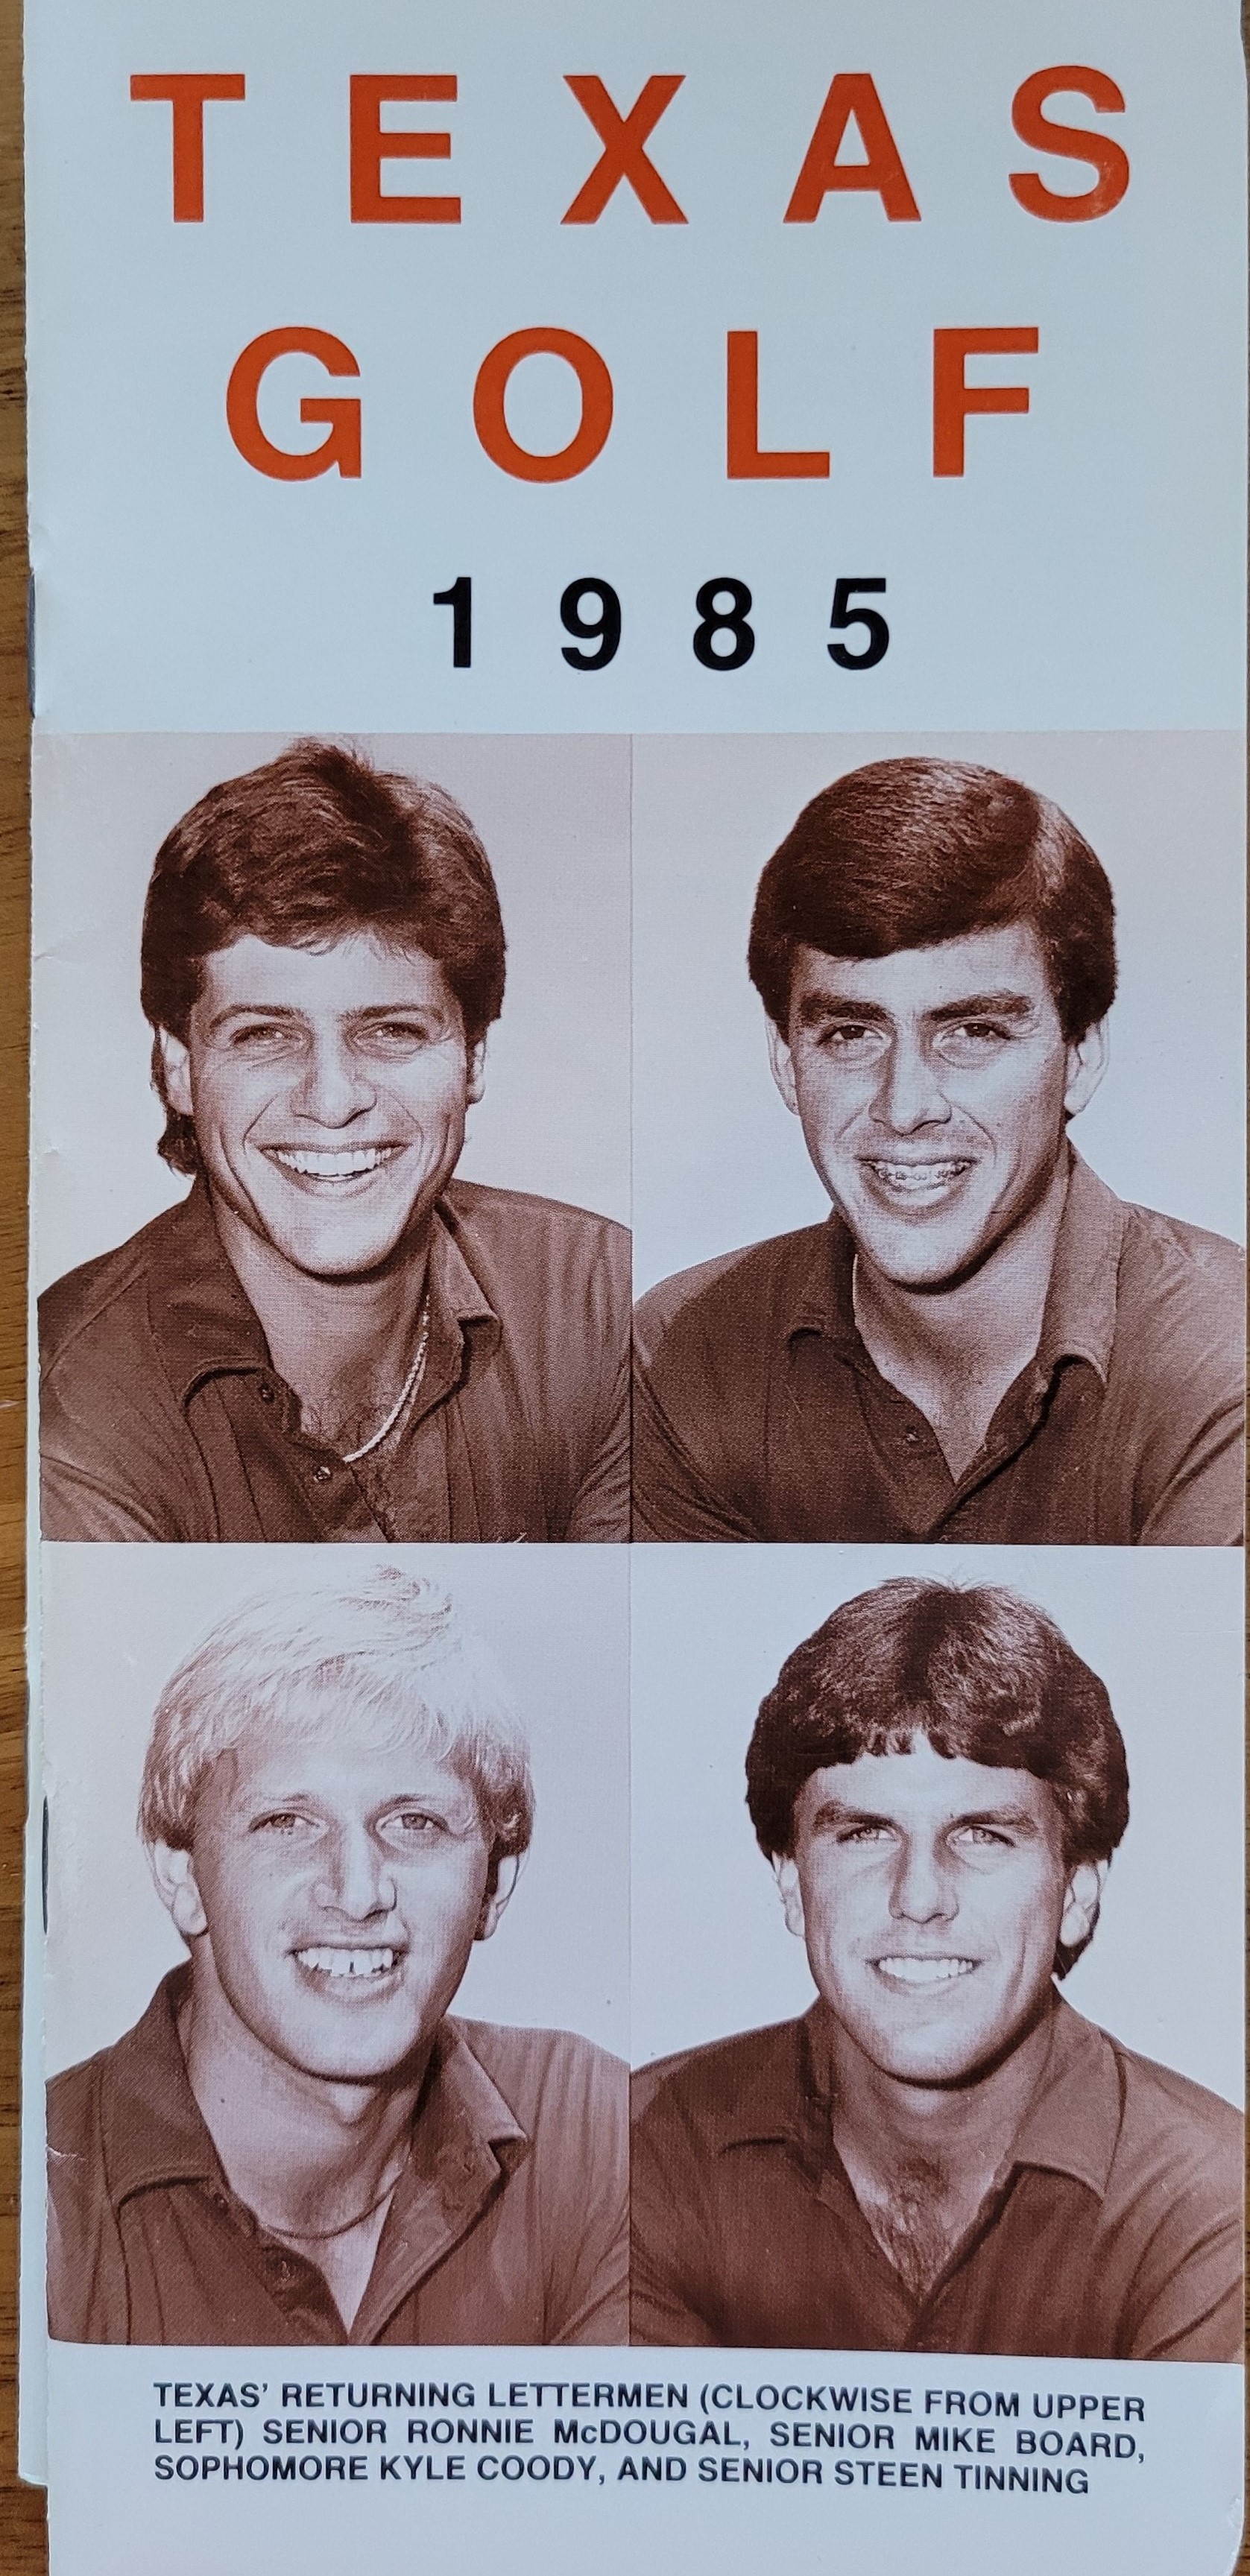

[141,739,507,1174]
[745,1579,1129,1976]
[748,757,1117,1043]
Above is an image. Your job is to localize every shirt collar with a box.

[786,1148,1126,1390]
[1032,1151,1125,1385]
[149,1180,500,1408]
[99,1970,529,2207]
[1004,1993,1123,2197]
[98,1965,227,2203]
[707,1993,1120,2203]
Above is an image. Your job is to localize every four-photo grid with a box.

[35,730,1245,2353]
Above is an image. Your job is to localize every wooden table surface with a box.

[0,7,1244,2574]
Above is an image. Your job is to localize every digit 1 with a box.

[433,576,472,668]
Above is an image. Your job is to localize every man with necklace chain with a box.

[48,1571,628,2344]
[39,738,630,1542]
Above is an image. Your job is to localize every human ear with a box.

[465,1035,487,1110]
[157,1028,194,1119]
[1058,1858,1108,1957]
[766,1016,801,1118]
[475,1851,520,1943]
[1062,1020,1109,1120]
[148,1841,209,1942]
[771,1853,806,1943]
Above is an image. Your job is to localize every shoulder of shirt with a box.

[634,1228,831,1355]
[38,1197,194,1368]
[1115,1197,1246,1311]
[631,2018,806,2130]
[447,2016,628,2106]
[1102,1197,1245,1397]
[441,1179,628,1257]
[1101,2023,1243,2154]
[46,2023,129,2153]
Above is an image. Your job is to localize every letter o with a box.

[472,327,613,482]
[227,327,362,481]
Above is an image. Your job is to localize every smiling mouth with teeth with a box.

[873,1955,978,1985]
[864,1159,973,1192]
[269,1145,403,1182]
[294,1946,400,1981]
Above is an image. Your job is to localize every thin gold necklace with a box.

[340,1296,431,1463]
[259,2162,405,2245]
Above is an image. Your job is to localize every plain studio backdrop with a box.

[42,1542,629,2075]
[631,1543,1244,2107]
[632,729,1246,1293]
[33,730,631,1292]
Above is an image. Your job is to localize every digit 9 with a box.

[560,578,622,671]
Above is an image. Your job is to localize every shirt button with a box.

[257,1380,275,1404]
[312,1463,333,1483]
[905,1428,920,1445]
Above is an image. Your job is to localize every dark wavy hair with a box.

[141,738,507,1174]
[747,757,1117,1042]
[745,1579,1129,1977]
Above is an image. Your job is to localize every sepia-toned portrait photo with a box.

[35,732,631,1544]
[629,1545,1243,2358]
[42,1545,629,2346]
[632,732,1245,1545]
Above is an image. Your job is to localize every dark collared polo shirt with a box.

[40,1176,630,1542]
[629,1997,1243,2358]
[48,1970,628,2346]
[633,1156,1245,1542]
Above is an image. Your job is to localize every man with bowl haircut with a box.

[47,1569,628,2345]
[634,759,1243,1543]
[630,1580,1242,2356]
[40,738,630,1542]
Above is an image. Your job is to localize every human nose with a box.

[873,1031,951,1135]
[312,1823,396,1920]
[888,1832,956,1927]
[290,1028,377,1127]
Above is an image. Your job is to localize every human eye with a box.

[950,1821,1014,1853]
[359,1016,445,1056]
[932,1018,1017,1066]
[811,1019,888,1063]
[225,1018,298,1056]
[250,1808,318,1841]
[379,1807,446,1847]
[834,1820,894,1847]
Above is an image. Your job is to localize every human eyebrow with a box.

[926,991,1035,1026]
[949,1804,1042,1837]
[348,1002,453,1026]
[793,993,892,1030]
[806,1797,894,1833]
[205,1004,306,1034]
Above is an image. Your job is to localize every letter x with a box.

[561,75,686,224]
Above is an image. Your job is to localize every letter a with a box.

[785,75,920,222]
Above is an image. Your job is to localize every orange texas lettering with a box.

[130,63,1129,228]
